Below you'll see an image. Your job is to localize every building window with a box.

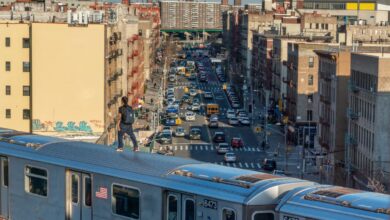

[309,57,314,68]
[5,85,11,95]
[25,166,48,197]
[23,38,30,48]
[307,110,313,121]
[5,37,10,47]
[23,62,30,72]
[23,86,30,96]
[5,61,10,71]
[112,184,140,219]
[308,75,314,85]
[23,109,30,120]
[5,109,11,119]
[308,94,313,103]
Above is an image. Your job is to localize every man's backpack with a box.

[122,106,135,125]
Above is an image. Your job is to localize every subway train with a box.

[0,129,388,220]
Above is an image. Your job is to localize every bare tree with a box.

[367,170,387,194]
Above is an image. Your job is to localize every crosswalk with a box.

[165,144,263,152]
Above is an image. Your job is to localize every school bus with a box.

[206,104,219,116]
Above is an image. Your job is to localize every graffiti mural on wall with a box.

[32,119,103,134]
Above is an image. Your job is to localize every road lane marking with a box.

[189,145,192,150]
[169,146,173,150]
[174,146,177,151]
[232,163,236,167]
[200,145,203,151]
[195,146,198,150]
[250,163,254,168]
[180,146,183,150]
[239,162,243,167]
[220,162,223,165]
[205,145,208,150]
[226,163,231,167]
[245,162,249,168]
[257,163,261,169]
[185,146,188,150]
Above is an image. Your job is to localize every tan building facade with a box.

[0,22,30,132]
[286,42,333,147]
[315,50,351,185]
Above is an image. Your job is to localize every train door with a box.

[166,192,196,220]
[0,157,8,218]
[66,170,92,220]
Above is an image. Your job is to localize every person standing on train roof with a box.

[117,96,139,152]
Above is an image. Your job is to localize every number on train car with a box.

[203,199,217,210]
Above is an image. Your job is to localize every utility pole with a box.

[284,125,288,171]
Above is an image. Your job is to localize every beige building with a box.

[315,50,351,185]
[286,42,335,147]
[31,22,123,144]
[345,23,390,46]
[347,53,390,191]
[0,22,30,132]
[301,12,337,42]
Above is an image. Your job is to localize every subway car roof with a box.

[0,131,315,205]
[276,185,390,220]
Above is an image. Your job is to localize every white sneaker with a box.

[116,148,123,152]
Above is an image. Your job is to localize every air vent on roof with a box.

[0,137,42,150]
[170,169,251,189]
[235,174,281,183]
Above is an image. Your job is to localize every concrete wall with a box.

[31,23,105,136]
[0,22,30,132]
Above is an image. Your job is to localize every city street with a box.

[151,45,303,173]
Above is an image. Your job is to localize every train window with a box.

[2,159,8,187]
[84,176,92,207]
[25,166,48,197]
[253,212,274,220]
[222,208,236,220]
[112,184,140,219]
[184,199,195,220]
[167,195,178,220]
[71,174,79,204]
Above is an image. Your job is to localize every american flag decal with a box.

[95,187,108,199]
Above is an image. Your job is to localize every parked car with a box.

[217,143,229,154]
[231,137,244,148]
[185,111,196,121]
[189,127,201,140]
[174,127,185,137]
[213,131,226,143]
[262,158,277,171]
[224,152,237,162]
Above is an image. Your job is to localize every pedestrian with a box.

[117,96,139,152]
